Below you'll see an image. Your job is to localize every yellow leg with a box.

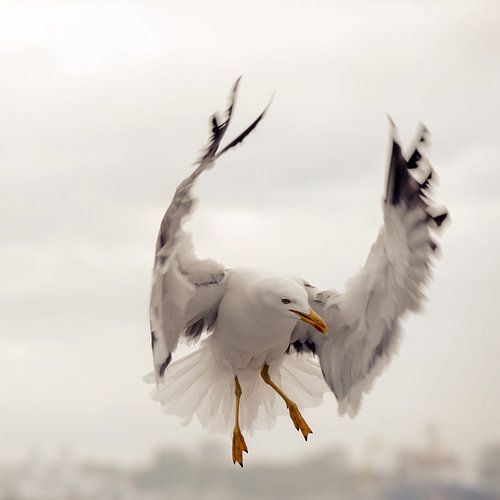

[232,376,248,467]
[261,364,313,440]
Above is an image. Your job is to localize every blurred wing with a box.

[290,122,448,416]
[150,78,269,383]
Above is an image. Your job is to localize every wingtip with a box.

[434,212,448,227]
[215,98,270,158]
[387,114,397,137]
[430,209,449,228]
[420,169,433,188]
[232,75,242,94]
[418,122,429,143]
[387,114,403,147]
[261,94,274,118]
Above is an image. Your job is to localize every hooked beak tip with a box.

[291,309,329,335]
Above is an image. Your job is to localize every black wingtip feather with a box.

[216,100,271,157]
[385,137,409,206]
[159,353,172,377]
[385,122,443,215]
[407,148,422,169]
[433,211,448,227]
[406,124,429,169]
[211,114,222,136]
[419,124,429,141]
[199,78,270,162]
[421,170,433,189]
[199,78,243,162]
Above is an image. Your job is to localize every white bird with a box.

[146,79,448,467]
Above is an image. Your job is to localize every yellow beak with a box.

[291,308,329,335]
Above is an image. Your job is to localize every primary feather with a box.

[289,122,448,417]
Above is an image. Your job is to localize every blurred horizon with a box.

[2,426,500,499]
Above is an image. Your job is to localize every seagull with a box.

[146,78,448,467]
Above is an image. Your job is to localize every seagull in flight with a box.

[146,79,448,467]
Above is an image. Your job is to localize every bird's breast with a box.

[212,294,297,371]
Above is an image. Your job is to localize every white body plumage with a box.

[213,269,310,371]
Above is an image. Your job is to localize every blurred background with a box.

[1,0,499,498]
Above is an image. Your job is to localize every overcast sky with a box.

[1,0,499,469]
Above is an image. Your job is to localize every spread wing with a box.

[289,122,448,416]
[149,78,269,383]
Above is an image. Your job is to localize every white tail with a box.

[145,339,328,434]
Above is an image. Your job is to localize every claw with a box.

[232,428,248,467]
[287,401,313,441]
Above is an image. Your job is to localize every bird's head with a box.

[253,277,328,334]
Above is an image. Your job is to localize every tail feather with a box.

[146,341,328,434]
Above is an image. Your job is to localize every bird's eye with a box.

[281,298,291,304]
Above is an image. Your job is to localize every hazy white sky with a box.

[1,0,499,468]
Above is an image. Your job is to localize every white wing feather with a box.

[290,124,448,416]
[149,79,269,383]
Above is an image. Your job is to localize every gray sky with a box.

[1,0,499,468]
